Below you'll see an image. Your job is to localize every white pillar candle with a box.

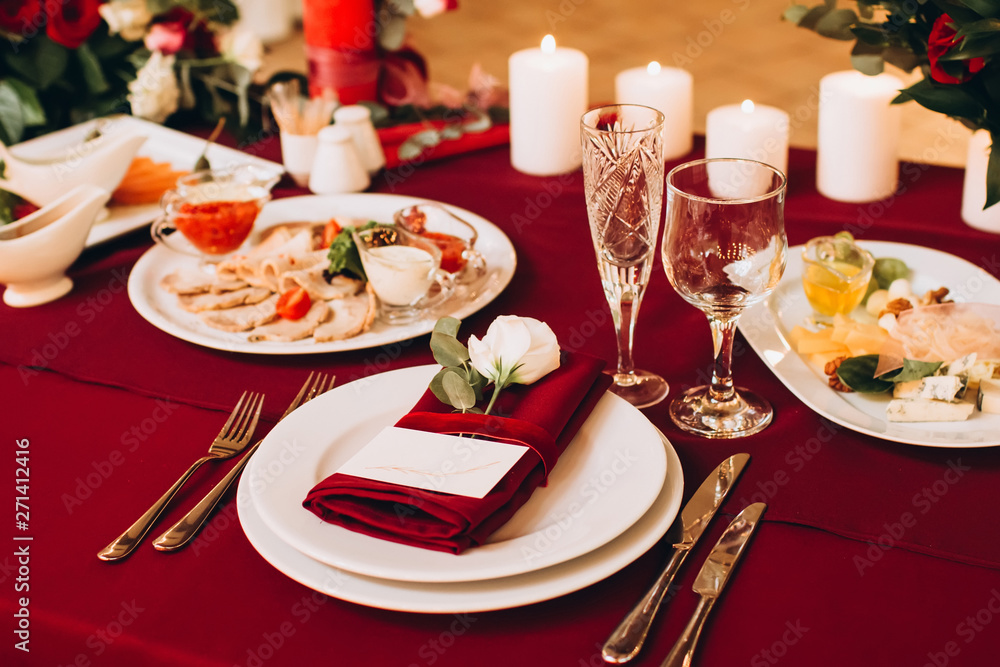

[961,129,1000,232]
[614,62,693,159]
[817,70,902,203]
[705,100,789,175]
[508,35,588,176]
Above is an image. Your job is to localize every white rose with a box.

[98,0,152,42]
[220,24,264,74]
[468,316,560,387]
[128,51,180,124]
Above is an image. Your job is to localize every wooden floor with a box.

[262,0,968,167]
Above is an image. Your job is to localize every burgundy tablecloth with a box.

[3,131,1000,667]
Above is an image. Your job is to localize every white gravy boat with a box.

[1,131,145,205]
[0,185,111,307]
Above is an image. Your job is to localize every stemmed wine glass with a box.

[581,104,669,409]
[661,158,787,437]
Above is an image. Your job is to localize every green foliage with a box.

[836,354,942,392]
[428,317,488,412]
[836,354,893,392]
[785,1,1000,207]
[326,221,379,281]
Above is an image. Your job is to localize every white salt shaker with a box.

[309,125,370,194]
[280,131,319,188]
[333,105,386,174]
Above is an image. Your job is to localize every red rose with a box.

[0,0,43,35]
[928,13,985,84]
[144,20,185,54]
[145,8,218,57]
[44,0,102,49]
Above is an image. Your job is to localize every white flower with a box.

[220,24,264,74]
[128,51,180,124]
[468,316,560,387]
[98,0,152,42]
[414,0,457,18]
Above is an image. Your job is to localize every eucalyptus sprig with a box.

[428,317,488,413]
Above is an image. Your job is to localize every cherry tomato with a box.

[276,287,311,320]
[321,218,343,248]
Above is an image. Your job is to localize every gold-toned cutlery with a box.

[152,372,335,552]
[98,391,265,561]
[602,453,750,663]
[660,502,767,667]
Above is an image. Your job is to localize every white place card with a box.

[336,426,529,499]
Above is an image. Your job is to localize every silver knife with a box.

[602,453,749,664]
[661,502,767,667]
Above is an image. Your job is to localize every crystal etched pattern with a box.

[581,105,668,409]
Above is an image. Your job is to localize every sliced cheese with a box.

[978,378,1000,414]
[886,399,975,422]
[892,375,967,402]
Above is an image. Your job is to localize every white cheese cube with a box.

[886,399,975,422]
[967,359,1000,389]
[892,376,966,401]
[938,354,977,377]
[977,387,1000,414]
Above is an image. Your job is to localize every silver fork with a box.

[152,372,335,552]
[98,391,265,561]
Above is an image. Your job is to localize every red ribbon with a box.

[394,411,559,482]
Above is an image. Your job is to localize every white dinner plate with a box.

[247,365,668,583]
[739,241,1000,447]
[238,428,682,613]
[10,115,282,248]
[127,194,516,354]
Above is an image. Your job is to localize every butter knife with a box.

[602,453,749,664]
[661,502,766,667]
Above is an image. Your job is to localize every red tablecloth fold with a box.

[302,351,611,553]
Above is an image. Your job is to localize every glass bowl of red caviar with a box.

[152,164,281,260]
[393,203,486,283]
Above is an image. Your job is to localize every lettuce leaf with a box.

[327,221,379,281]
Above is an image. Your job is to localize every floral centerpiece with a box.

[0,0,263,144]
[785,1,1000,207]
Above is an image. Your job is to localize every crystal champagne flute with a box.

[662,158,787,437]
[581,104,669,409]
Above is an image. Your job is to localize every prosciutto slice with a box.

[876,303,1000,375]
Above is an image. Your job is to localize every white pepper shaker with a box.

[309,125,370,194]
[333,105,386,175]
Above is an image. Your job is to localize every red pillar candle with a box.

[302,0,381,104]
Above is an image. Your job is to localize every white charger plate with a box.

[10,115,282,247]
[237,428,682,613]
[739,241,1000,447]
[247,365,668,583]
[127,194,516,354]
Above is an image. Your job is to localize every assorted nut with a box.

[824,355,852,393]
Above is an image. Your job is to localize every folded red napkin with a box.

[302,352,610,554]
